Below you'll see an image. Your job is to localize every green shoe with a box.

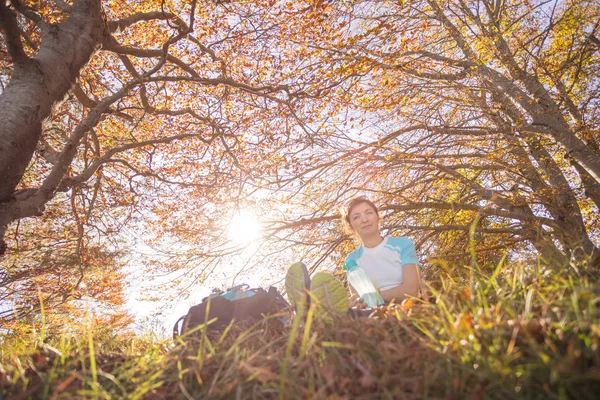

[285,261,311,314]
[310,272,349,318]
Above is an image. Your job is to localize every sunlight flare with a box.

[228,211,262,245]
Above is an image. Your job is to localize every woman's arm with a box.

[379,263,420,303]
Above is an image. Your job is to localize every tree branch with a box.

[107,11,178,33]
[10,0,45,25]
[143,75,292,99]
[72,82,98,109]
[0,80,140,246]
[72,82,133,120]
[386,202,556,227]
[102,38,201,78]
[105,158,222,189]
[61,132,218,189]
[391,223,523,234]
[0,2,28,62]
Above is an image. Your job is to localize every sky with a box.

[124,210,286,336]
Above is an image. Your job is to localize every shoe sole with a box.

[310,272,349,317]
[285,261,311,312]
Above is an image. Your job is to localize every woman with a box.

[342,196,421,309]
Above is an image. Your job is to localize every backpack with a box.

[172,284,290,340]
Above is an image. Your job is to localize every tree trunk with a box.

[429,0,600,186]
[0,0,104,254]
[520,133,598,259]
[0,0,104,203]
[569,158,600,210]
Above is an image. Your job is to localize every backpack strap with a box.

[172,314,186,341]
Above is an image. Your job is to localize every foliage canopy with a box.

[0,0,599,325]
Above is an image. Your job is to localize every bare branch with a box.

[105,158,222,189]
[102,39,201,78]
[0,80,142,241]
[62,132,218,188]
[36,137,60,165]
[72,82,133,120]
[72,82,98,109]
[0,2,28,62]
[587,34,600,50]
[143,75,292,99]
[10,0,45,25]
[107,11,178,33]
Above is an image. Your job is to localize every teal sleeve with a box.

[343,254,352,270]
[389,237,421,268]
[343,248,362,270]
[401,239,421,268]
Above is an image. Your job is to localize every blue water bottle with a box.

[344,260,384,308]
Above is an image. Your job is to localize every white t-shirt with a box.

[344,236,420,291]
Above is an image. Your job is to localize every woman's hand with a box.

[349,293,367,309]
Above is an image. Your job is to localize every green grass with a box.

[1,260,599,399]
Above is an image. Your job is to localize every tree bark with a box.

[0,0,104,203]
[0,0,104,254]
[487,89,598,264]
[569,157,600,210]
[428,0,600,186]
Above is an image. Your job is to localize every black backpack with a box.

[172,284,290,340]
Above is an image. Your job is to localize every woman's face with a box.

[348,201,380,238]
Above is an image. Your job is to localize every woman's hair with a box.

[341,195,379,231]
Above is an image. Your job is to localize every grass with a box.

[1,259,599,399]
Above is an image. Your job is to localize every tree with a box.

[0,0,332,322]
[258,0,600,269]
[2,0,599,328]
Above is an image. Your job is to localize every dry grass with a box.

[1,260,599,399]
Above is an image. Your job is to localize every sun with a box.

[227,211,262,246]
